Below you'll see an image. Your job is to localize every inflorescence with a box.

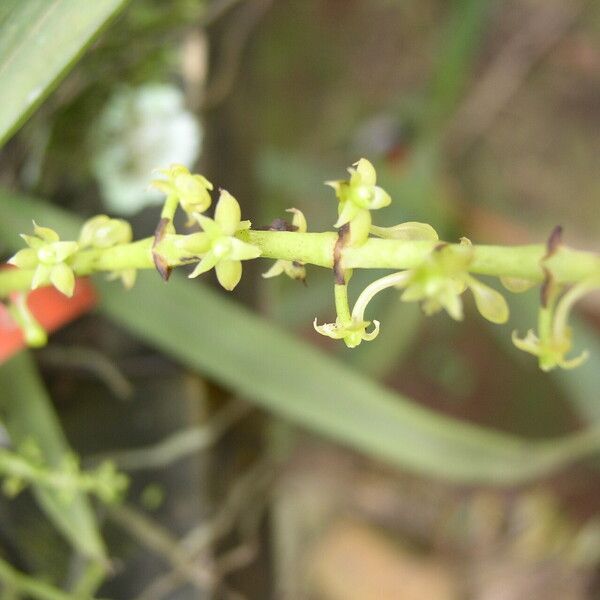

[4,160,600,372]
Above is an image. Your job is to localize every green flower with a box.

[79,215,132,249]
[313,317,380,349]
[512,277,599,371]
[9,223,78,297]
[188,190,260,290]
[262,208,307,281]
[151,164,213,218]
[326,158,391,227]
[396,243,509,323]
[326,158,391,245]
[79,215,136,289]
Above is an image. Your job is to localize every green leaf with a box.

[2,191,600,484]
[0,0,129,147]
[0,352,106,560]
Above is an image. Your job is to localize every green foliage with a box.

[0,0,129,146]
[0,0,598,595]
[0,353,108,560]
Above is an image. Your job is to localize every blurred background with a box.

[1,0,600,598]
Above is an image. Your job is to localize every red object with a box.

[0,270,97,363]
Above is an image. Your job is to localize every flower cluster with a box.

[3,158,598,372]
[150,164,260,290]
[313,160,511,350]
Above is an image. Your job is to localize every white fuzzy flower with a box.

[91,84,201,215]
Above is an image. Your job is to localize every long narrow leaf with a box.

[0,0,129,147]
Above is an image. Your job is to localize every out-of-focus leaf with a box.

[0,352,106,560]
[426,0,492,128]
[0,0,129,147]
[2,191,600,484]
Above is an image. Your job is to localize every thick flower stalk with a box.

[262,208,308,281]
[2,159,599,372]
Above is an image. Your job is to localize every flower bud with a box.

[80,215,132,248]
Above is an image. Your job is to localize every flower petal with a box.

[559,350,589,370]
[194,214,222,238]
[367,186,391,210]
[215,259,242,290]
[467,276,509,324]
[228,238,261,261]
[8,248,38,269]
[500,276,535,294]
[33,222,59,243]
[149,179,175,195]
[440,292,464,321]
[31,264,51,290]
[262,260,285,279]
[362,320,380,341]
[313,319,346,340]
[324,180,345,201]
[352,158,376,186]
[511,330,540,356]
[370,222,438,241]
[286,208,307,233]
[188,251,219,278]
[214,190,241,236]
[334,200,360,228]
[50,263,75,297]
[20,234,43,249]
[120,269,137,289]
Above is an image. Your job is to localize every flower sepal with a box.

[313,316,380,348]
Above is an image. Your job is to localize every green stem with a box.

[0,557,95,600]
[334,283,352,323]
[0,448,123,502]
[1,230,599,298]
[159,194,179,229]
[351,271,411,322]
